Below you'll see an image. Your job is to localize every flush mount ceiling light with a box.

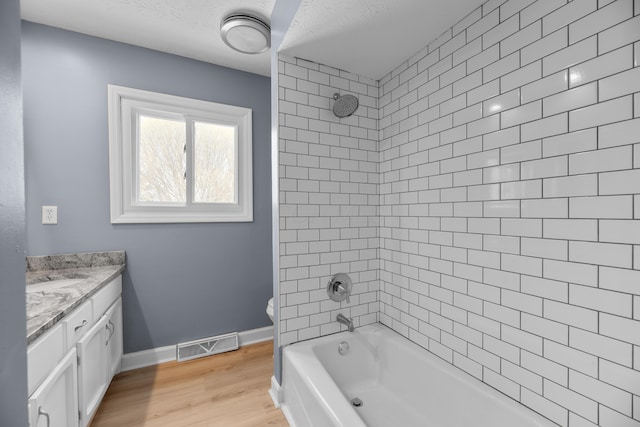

[220,13,271,54]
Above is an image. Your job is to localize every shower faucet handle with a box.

[334,282,350,303]
[327,273,352,304]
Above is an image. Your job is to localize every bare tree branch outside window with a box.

[137,116,235,205]
[194,122,235,203]
[138,115,186,203]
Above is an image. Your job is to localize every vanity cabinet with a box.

[28,349,79,427]
[77,298,123,426]
[77,315,109,425]
[105,299,123,378]
[27,275,122,427]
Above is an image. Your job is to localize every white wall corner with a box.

[121,325,274,372]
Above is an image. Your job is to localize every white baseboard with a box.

[121,325,274,372]
[269,375,283,408]
[121,344,175,371]
[238,325,274,346]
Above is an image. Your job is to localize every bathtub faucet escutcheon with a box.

[327,273,352,304]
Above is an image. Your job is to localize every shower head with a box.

[332,93,359,118]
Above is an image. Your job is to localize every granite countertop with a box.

[26,250,126,344]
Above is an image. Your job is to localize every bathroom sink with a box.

[27,279,84,293]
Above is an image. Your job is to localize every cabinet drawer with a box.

[93,276,122,319]
[63,300,93,351]
[27,324,64,396]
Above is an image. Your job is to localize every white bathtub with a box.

[281,323,557,427]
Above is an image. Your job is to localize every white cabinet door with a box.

[105,298,123,378]
[28,348,78,427]
[27,324,64,397]
[76,315,109,427]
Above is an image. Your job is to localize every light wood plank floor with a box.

[91,341,289,427]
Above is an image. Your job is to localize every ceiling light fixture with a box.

[220,13,271,55]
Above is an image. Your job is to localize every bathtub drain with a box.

[338,341,350,355]
[351,397,363,407]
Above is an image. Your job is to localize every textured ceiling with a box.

[20,0,486,80]
[280,0,486,80]
[20,0,275,76]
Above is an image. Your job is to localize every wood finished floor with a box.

[90,341,289,427]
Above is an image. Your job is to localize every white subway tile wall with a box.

[277,56,380,346]
[278,0,640,425]
[377,0,640,425]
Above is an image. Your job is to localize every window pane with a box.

[193,122,236,203]
[138,115,186,203]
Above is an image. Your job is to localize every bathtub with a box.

[281,323,557,427]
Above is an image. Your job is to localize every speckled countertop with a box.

[26,250,126,344]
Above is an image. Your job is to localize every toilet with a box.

[266,297,274,323]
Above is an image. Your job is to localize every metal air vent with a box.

[176,332,239,362]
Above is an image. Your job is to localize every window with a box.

[108,85,252,223]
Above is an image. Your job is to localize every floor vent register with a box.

[176,332,239,362]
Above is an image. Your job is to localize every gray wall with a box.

[0,0,28,424]
[22,22,272,353]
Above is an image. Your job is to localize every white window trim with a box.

[108,85,253,223]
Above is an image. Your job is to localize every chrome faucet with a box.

[336,314,354,332]
[327,273,352,304]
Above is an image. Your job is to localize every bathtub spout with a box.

[336,314,354,332]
